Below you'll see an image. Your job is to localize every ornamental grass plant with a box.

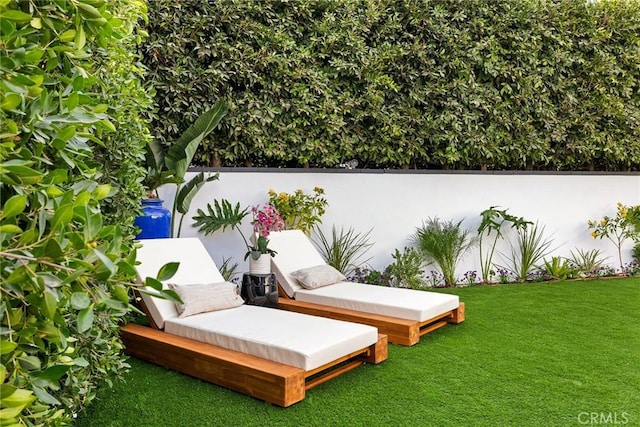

[412,217,478,286]
[502,221,555,282]
[314,225,373,276]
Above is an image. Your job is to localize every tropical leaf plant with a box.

[477,206,531,283]
[142,100,227,236]
[144,100,227,196]
[192,199,250,236]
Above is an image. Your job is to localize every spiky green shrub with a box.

[314,226,373,276]
[503,222,555,282]
[412,218,477,287]
[568,248,608,275]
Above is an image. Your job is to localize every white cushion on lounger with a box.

[269,230,326,297]
[135,238,226,329]
[269,230,460,322]
[164,305,378,371]
[295,282,459,322]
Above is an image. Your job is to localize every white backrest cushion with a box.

[268,230,327,297]
[135,238,225,329]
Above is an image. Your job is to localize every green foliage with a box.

[0,1,164,424]
[568,248,608,275]
[192,199,249,236]
[383,247,427,290]
[502,222,555,282]
[314,226,373,276]
[142,101,227,237]
[268,187,328,235]
[477,206,531,283]
[144,101,227,196]
[193,200,284,260]
[142,0,640,171]
[193,199,251,253]
[218,257,240,283]
[92,0,153,230]
[541,257,575,281]
[588,203,640,269]
[412,218,477,287]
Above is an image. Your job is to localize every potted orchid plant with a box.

[245,204,285,260]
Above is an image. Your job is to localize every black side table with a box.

[241,273,279,308]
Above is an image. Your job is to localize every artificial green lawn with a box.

[77,278,639,427]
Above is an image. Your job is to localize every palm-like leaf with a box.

[175,172,219,215]
[165,99,227,180]
[192,199,249,236]
[145,139,166,172]
[412,217,477,286]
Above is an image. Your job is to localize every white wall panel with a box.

[159,170,640,281]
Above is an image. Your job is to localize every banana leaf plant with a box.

[143,99,228,237]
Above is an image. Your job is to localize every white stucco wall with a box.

[158,169,640,281]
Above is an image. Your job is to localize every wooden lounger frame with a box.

[277,285,465,346]
[120,297,387,407]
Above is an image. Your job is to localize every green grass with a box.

[77,278,639,427]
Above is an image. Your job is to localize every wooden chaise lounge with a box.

[120,238,387,407]
[268,230,465,346]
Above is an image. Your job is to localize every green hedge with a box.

[143,0,640,171]
[0,1,150,424]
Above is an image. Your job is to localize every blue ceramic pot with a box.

[134,199,171,239]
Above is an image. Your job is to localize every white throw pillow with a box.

[290,264,346,289]
[168,282,244,318]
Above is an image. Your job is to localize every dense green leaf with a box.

[156,262,179,281]
[143,0,640,171]
[144,277,163,291]
[92,248,115,276]
[32,385,61,405]
[165,99,227,179]
[50,204,73,232]
[0,224,22,234]
[43,239,64,260]
[41,291,57,320]
[77,306,94,333]
[1,194,27,219]
[1,9,32,21]
[70,292,91,310]
[0,387,34,407]
[2,0,149,423]
[37,365,71,383]
[18,355,41,371]
[0,340,18,355]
